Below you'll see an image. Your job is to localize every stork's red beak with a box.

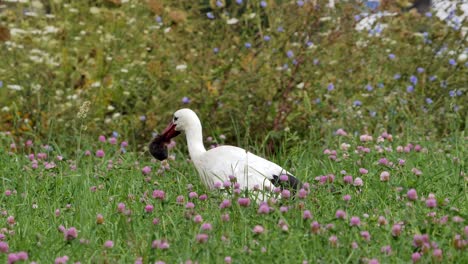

[161,122,181,141]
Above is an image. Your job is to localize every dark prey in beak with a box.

[149,122,181,161]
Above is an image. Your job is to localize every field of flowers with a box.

[0,0,467,263]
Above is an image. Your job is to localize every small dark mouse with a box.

[148,122,181,161]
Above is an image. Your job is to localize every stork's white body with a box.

[169,109,292,193]
[191,145,289,191]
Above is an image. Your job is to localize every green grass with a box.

[1,0,467,262]
[1,131,466,263]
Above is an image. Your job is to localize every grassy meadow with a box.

[0,0,467,263]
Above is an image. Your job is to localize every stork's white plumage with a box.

[152,109,300,194]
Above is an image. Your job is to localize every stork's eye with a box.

[174,116,178,121]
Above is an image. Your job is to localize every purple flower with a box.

[425,98,433,104]
[196,233,209,243]
[410,75,418,85]
[392,224,402,236]
[252,225,265,234]
[219,200,231,209]
[394,73,401,80]
[145,204,154,213]
[142,166,151,175]
[353,100,362,107]
[213,47,219,53]
[388,53,395,60]
[277,26,284,32]
[263,35,271,42]
[236,0,243,5]
[327,83,334,91]
[216,0,223,7]
[449,59,456,66]
[407,85,414,93]
[335,210,346,219]
[407,189,418,201]
[201,223,213,231]
[206,12,215,19]
[182,97,190,104]
[417,67,424,73]
[0,241,9,253]
[354,15,361,21]
[365,84,373,91]
[412,252,421,263]
[260,1,267,8]
[297,0,305,7]
[237,197,251,207]
[152,190,166,200]
[286,50,294,58]
[258,203,270,214]
[303,210,312,220]
[64,227,78,241]
[104,240,114,248]
[350,216,361,226]
[244,42,252,49]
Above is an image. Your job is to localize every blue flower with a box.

[378,83,384,88]
[112,131,119,137]
[354,15,361,21]
[425,12,432,18]
[263,35,271,41]
[327,83,334,91]
[365,84,373,91]
[236,0,243,4]
[206,12,215,19]
[155,16,162,23]
[306,41,313,47]
[139,115,146,121]
[292,59,298,65]
[182,97,190,104]
[449,59,456,66]
[286,50,294,58]
[0,80,3,88]
[213,47,219,54]
[410,75,418,85]
[260,1,267,8]
[297,0,304,7]
[417,67,424,73]
[366,1,379,10]
[282,63,289,70]
[370,111,376,117]
[244,42,252,48]
[449,90,456,97]
[388,54,395,60]
[394,74,401,80]
[353,100,362,107]
[407,85,414,93]
[314,98,321,104]
[429,75,437,82]
[425,98,433,104]
[216,0,223,7]
[277,26,284,32]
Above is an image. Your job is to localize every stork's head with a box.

[160,108,200,140]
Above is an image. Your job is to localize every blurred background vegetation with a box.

[0,0,466,152]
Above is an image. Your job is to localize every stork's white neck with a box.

[185,119,206,159]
